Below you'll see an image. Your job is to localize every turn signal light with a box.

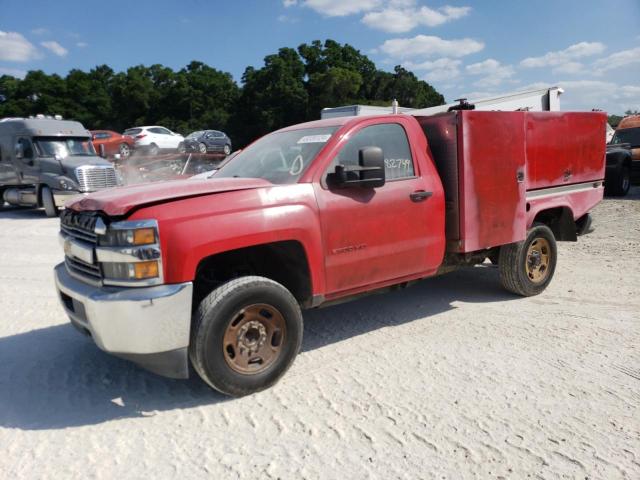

[133,261,159,279]
[132,228,156,245]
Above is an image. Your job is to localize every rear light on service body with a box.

[135,134,147,139]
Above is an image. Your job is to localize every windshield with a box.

[216,127,338,184]
[187,130,205,139]
[34,137,96,158]
[611,128,640,147]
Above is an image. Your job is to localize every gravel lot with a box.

[1,188,639,479]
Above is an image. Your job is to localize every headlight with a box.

[95,220,163,286]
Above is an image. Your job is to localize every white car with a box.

[123,126,185,155]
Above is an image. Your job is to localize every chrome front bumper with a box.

[53,190,83,208]
[54,263,193,378]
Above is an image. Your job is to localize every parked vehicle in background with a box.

[0,116,118,217]
[55,110,605,396]
[183,130,232,155]
[91,130,135,159]
[605,143,633,196]
[123,126,185,155]
[606,115,640,195]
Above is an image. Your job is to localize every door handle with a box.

[409,190,432,202]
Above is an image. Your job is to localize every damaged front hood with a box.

[67,177,273,216]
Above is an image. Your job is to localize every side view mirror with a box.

[15,142,24,159]
[327,146,386,189]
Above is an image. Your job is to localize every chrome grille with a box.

[60,210,102,283]
[75,165,118,192]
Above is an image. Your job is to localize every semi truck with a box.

[0,116,118,217]
[54,109,606,396]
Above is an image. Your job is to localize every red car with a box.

[91,130,135,159]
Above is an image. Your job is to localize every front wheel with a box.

[223,144,231,155]
[189,276,303,397]
[198,142,207,154]
[498,224,557,296]
[41,186,59,218]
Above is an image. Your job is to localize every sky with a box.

[0,0,639,115]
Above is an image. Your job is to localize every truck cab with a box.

[0,116,118,216]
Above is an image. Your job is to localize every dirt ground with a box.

[0,188,638,479]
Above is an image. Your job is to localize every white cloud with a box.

[40,40,68,57]
[303,0,382,17]
[76,41,89,48]
[283,0,297,6]
[404,57,461,82]
[379,34,483,59]
[466,58,515,87]
[362,4,470,33]
[520,41,605,68]
[0,67,27,78]
[593,47,640,74]
[0,31,40,62]
[551,61,585,75]
[31,27,48,35]
[277,14,298,23]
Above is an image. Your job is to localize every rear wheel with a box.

[498,224,557,296]
[148,143,159,156]
[607,164,631,197]
[223,144,231,155]
[189,276,303,397]
[41,186,59,218]
[119,143,131,158]
[198,142,207,154]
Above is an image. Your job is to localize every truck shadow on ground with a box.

[0,265,515,431]
[0,206,50,219]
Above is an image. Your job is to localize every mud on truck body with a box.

[0,117,118,217]
[54,110,606,396]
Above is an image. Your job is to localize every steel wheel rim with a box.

[222,303,286,375]
[526,237,551,283]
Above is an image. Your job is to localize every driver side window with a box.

[328,123,415,181]
[17,138,34,160]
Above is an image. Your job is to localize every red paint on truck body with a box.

[70,111,606,302]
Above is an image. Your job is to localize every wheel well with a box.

[532,207,576,242]
[193,241,313,309]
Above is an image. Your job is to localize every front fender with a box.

[129,184,326,296]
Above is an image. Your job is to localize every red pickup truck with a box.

[54,111,606,396]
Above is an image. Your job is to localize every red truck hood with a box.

[67,177,273,216]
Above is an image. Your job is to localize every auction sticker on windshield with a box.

[297,134,332,144]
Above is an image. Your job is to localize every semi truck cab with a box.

[0,116,118,216]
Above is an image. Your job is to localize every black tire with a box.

[189,276,303,397]
[606,164,631,197]
[223,144,231,155]
[498,224,557,296]
[198,142,207,154]
[41,185,59,218]
[148,143,159,156]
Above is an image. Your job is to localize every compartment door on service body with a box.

[314,122,441,295]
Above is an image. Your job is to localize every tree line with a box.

[0,40,445,148]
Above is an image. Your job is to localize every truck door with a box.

[0,144,19,185]
[314,122,443,295]
[14,137,39,185]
